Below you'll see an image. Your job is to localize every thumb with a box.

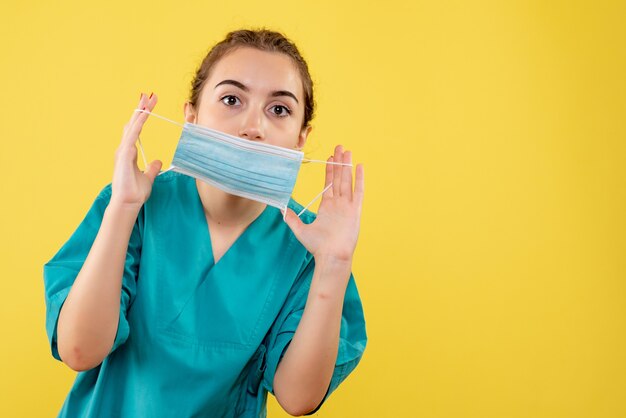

[281,207,306,239]
[144,160,163,183]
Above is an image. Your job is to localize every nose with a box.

[238,106,264,141]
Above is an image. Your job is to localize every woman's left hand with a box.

[283,145,364,265]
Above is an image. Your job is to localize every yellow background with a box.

[1,1,625,417]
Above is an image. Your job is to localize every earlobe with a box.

[296,125,312,150]
[183,102,197,123]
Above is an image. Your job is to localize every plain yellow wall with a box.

[1,1,625,416]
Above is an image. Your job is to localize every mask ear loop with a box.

[298,158,352,218]
[133,109,184,176]
[302,158,351,165]
[293,183,333,218]
[134,108,184,127]
[137,136,148,168]
[293,159,353,218]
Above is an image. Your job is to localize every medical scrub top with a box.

[43,171,367,418]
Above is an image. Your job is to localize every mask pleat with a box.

[171,122,302,210]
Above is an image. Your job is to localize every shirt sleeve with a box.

[262,254,368,415]
[43,184,142,362]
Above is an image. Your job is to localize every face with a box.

[184,47,311,150]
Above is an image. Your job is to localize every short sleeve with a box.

[43,184,142,362]
[262,255,368,415]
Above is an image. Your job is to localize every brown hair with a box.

[188,28,315,129]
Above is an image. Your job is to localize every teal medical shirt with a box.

[43,171,367,417]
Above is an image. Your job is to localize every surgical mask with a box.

[133,109,351,219]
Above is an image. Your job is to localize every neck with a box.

[195,179,267,226]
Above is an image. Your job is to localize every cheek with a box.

[198,103,237,131]
[266,131,302,149]
[267,117,305,148]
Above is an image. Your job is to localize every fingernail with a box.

[149,92,153,99]
[139,93,143,101]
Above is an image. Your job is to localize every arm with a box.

[278,145,365,415]
[55,92,161,371]
[273,255,352,416]
[56,203,140,371]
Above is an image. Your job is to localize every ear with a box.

[183,102,197,123]
[296,125,312,150]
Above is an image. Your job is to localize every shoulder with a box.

[144,170,196,205]
[93,182,112,203]
[151,169,192,188]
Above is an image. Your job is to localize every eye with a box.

[270,104,292,117]
[220,95,241,106]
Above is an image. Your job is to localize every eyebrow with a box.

[214,79,299,104]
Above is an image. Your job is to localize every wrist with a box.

[108,197,143,215]
[313,251,353,268]
[105,200,142,226]
[310,254,353,298]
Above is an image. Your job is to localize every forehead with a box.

[207,47,303,99]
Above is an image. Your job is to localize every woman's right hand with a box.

[110,92,162,211]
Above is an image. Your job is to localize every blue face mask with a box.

[134,109,351,219]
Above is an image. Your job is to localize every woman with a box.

[44,28,367,417]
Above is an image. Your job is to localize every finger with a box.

[324,155,334,198]
[131,92,157,130]
[127,92,147,130]
[122,93,147,148]
[354,163,364,206]
[125,93,158,148]
[333,145,343,196]
[121,116,144,148]
[144,159,163,183]
[146,92,158,112]
[340,150,352,199]
[281,207,306,239]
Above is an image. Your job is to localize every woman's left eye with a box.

[270,105,291,117]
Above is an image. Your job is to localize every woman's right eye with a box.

[220,95,241,107]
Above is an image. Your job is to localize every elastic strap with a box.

[137,136,148,167]
[297,183,333,217]
[134,108,185,127]
[303,158,352,167]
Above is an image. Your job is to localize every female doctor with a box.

[44,28,366,417]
